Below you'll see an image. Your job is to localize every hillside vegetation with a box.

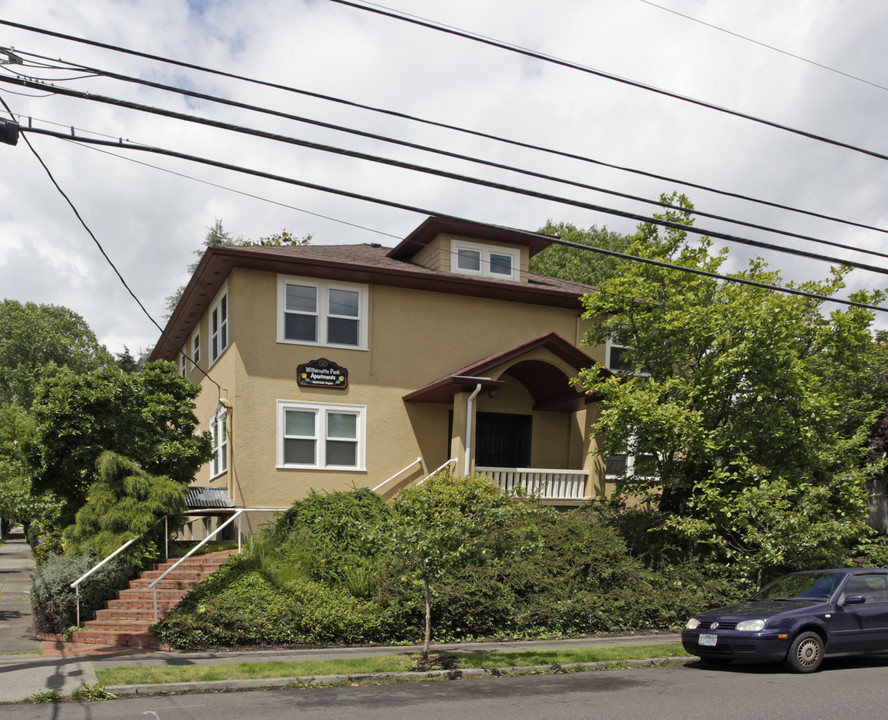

[152,477,746,650]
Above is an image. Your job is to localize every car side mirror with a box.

[843,594,866,605]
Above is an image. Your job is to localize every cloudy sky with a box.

[1,0,887,355]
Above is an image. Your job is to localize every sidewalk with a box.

[0,530,684,703]
[0,632,683,703]
[0,528,100,702]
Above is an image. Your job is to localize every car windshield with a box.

[754,572,847,603]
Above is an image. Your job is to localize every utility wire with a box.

[17,125,888,314]
[5,76,888,276]
[69,137,402,241]
[0,95,221,388]
[5,68,886,265]
[3,30,885,237]
[638,0,888,94]
[325,0,888,164]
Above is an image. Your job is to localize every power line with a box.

[0,96,221,389]
[3,28,886,237]
[6,76,888,276]
[325,0,888,164]
[17,124,888,314]
[68,137,402,241]
[637,0,888,94]
[6,67,887,266]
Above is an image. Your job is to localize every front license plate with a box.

[698,634,718,647]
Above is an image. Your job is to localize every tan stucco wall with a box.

[183,266,606,510]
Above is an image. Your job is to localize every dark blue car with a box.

[681,568,888,672]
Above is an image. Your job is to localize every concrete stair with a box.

[40,549,237,657]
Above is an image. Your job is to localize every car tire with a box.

[783,631,824,673]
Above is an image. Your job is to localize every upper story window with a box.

[179,352,188,376]
[277,276,368,350]
[451,240,520,282]
[210,289,229,364]
[190,330,201,370]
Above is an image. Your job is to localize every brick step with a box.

[127,574,215,589]
[84,619,160,632]
[94,607,166,620]
[47,548,237,657]
[67,629,164,649]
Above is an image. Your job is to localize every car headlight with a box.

[685,618,700,630]
[736,619,765,632]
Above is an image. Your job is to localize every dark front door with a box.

[475,412,532,468]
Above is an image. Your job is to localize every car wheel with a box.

[783,631,824,673]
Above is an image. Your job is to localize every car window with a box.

[756,573,846,602]
[843,575,888,603]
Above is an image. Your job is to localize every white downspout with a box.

[465,383,482,476]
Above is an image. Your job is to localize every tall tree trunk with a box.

[423,577,432,663]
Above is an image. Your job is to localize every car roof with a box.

[790,568,888,575]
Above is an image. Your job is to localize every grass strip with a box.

[95,643,689,686]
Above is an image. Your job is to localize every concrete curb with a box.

[104,655,694,697]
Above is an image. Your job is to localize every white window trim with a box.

[450,240,520,281]
[210,411,229,479]
[190,329,201,370]
[605,336,650,376]
[277,399,366,471]
[277,275,368,350]
[209,285,229,366]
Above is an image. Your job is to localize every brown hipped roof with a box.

[150,224,597,363]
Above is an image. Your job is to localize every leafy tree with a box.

[165,220,312,315]
[530,221,633,286]
[386,473,542,662]
[28,360,211,527]
[63,451,187,567]
[573,193,888,585]
[0,300,113,408]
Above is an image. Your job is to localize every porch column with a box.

[581,403,606,500]
[449,390,471,476]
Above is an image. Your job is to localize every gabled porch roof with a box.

[403,332,610,410]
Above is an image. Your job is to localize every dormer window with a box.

[451,240,519,281]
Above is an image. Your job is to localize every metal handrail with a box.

[417,458,456,486]
[69,536,139,628]
[69,514,169,627]
[148,509,245,623]
[372,457,422,493]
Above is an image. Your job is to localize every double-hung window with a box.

[278,277,367,349]
[278,400,365,470]
[190,331,201,370]
[210,290,229,364]
[605,334,651,376]
[210,411,228,478]
[451,240,519,281]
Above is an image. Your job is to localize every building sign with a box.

[297,358,348,389]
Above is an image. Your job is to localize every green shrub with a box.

[30,552,134,633]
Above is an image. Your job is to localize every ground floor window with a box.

[278,400,366,470]
[210,411,228,478]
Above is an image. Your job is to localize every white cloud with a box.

[1,0,887,353]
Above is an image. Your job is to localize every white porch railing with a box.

[477,467,589,500]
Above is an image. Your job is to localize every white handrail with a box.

[69,536,140,628]
[417,458,456,486]
[68,513,169,627]
[149,509,245,623]
[372,457,422,493]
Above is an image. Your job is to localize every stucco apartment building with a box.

[150,216,619,534]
